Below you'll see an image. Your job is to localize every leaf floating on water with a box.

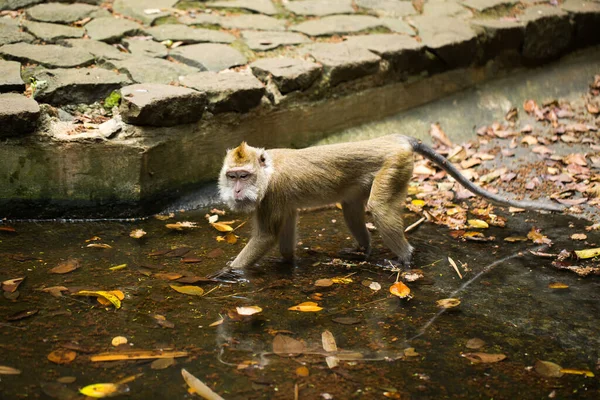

[79,383,130,398]
[170,285,204,296]
[0,226,16,233]
[465,338,485,350]
[548,282,569,289]
[6,308,38,321]
[48,349,77,365]
[462,352,506,363]
[111,336,128,346]
[535,360,563,378]
[181,369,225,400]
[467,219,489,229]
[209,318,224,327]
[0,365,21,375]
[390,282,410,298]
[436,298,461,309]
[109,263,127,271]
[325,356,339,369]
[404,347,419,357]
[527,227,552,245]
[559,368,594,377]
[574,247,600,259]
[314,278,333,287]
[504,236,528,242]
[236,306,262,316]
[296,366,309,377]
[207,214,219,223]
[154,213,174,221]
[224,232,238,244]
[155,272,183,281]
[87,243,112,249]
[129,229,146,239]
[91,350,188,362]
[570,233,587,241]
[321,330,338,352]
[210,222,234,232]
[288,301,323,312]
[331,277,353,284]
[96,290,124,307]
[73,290,121,309]
[151,358,175,370]
[50,259,81,274]
[2,277,25,293]
[332,317,361,325]
[57,376,76,384]
[369,281,382,291]
[273,335,305,356]
[165,221,197,231]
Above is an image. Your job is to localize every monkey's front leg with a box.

[229,234,277,270]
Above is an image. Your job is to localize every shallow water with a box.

[0,207,598,399]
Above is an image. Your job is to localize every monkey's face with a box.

[218,143,273,213]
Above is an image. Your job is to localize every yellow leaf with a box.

[170,285,204,296]
[559,368,594,377]
[96,290,124,306]
[467,219,489,229]
[224,232,238,244]
[548,282,569,289]
[111,336,128,346]
[504,236,528,242]
[86,243,112,249]
[389,282,410,298]
[436,298,461,308]
[109,264,127,271]
[211,222,234,232]
[0,365,21,375]
[129,229,146,239]
[288,301,323,312]
[47,349,77,364]
[574,247,600,259]
[209,318,224,327]
[73,290,121,309]
[236,306,262,316]
[296,366,309,377]
[79,383,130,398]
[90,350,188,362]
[181,369,225,400]
[411,199,425,207]
[331,277,353,284]
[216,236,225,242]
[166,221,197,231]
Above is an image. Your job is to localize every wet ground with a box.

[0,205,599,399]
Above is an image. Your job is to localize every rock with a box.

[343,34,426,72]
[470,18,524,58]
[113,0,178,26]
[0,43,95,68]
[250,57,321,94]
[85,17,141,43]
[119,83,206,126]
[0,60,24,93]
[409,16,479,67]
[178,13,222,26]
[0,93,40,137]
[145,24,235,44]
[0,0,43,11]
[302,42,381,86]
[23,20,84,42]
[170,43,247,72]
[32,67,130,105]
[422,1,472,18]
[213,14,286,31]
[461,0,518,12]
[26,2,110,24]
[123,38,167,58]
[379,17,415,35]
[104,56,199,84]
[284,0,354,16]
[98,118,122,138]
[241,30,311,51]
[180,71,265,113]
[291,15,384,36]
[355,0,417,17]
[62,38,129,60]
[561,0,600,47]
[0,17,35,45]
[207,0,277,15]
[521,5,572,61]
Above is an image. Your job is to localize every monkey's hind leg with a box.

[278,211,298,263]
[368,161,414,266]
[341,198,371,256]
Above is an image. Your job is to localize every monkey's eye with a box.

[239,173,249,180]
[259,155,266,163]
[226,173,236,180]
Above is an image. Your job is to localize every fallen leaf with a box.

[296,366,309,377]
[6,309,38,321]
[273,335,305,356]
[155,272,183,281]
[559,368,594,377]
[2,277,25,293]
[181,257,203,264]
[436,298,461,309]
[548,282,569,289]
[535,360,563,378]
[430,122,452,147]
[527,227,552,245]
[288,301,323,312]
[236,306,262,316]
[322,330,337,352]
[73,290,121,309]
[224,232,238,244]
[504,236,528,242]
[0,365,21,375]
[315,278,333,287]
[129,229,146,239]
[86,243,112,249]
[574,247,600,259]
[390,282,410,298]
[151,358,175,370]
[369,281,382,291]
[48,349,77,365]
[209,318,224,327]
[462,352,506,363]
[331,277,353,284]
[404,347,419,357]
[57,376,76,384]
[571,233,587,241]
[207,214,219,223]
[170,285,204,296]
[165,221,197,231]
[109,264,127,271]
[468,219,489,229]
[210,222,234,232]
[154,213,174,221]
[79,383,130,398]
[111,336,128,346]
[0,226,16,233]
[90,350,188,362]
[325,356,339,369]
[96,290,124,307]
[466,338,485,349]
[332,317,361,325]
[181,368,225,400]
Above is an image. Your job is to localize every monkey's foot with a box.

[207,267,248,283]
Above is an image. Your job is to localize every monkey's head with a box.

[219,142,273,213]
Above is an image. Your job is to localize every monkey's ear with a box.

[258,151,268,167]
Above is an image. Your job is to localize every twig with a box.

[404,216,426,233]
[448,257,463,279]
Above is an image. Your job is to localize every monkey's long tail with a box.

[406,137,565,212]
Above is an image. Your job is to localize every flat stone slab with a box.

[207,0,278,15]
[0,43,95,68]
[291,15,384,36]
[62,38,129,60]
[409,16,479,67]
[119,83,207,126]
[113,0,178,26]
[23,20,84,42]
[250,57,321,94]
[562,0,600,14]
[26,2,110,24]
[470,18,524,55]
[145,24,235,44]
[0,93,40,137]
[213,14,286,31]
[0,59,24,93]
[32,67,131,105]
[521,5,571,60]
[1,0,43,11]
[461,0,518,12]
[422,1,471,18]
[85,17,141,43]
[123,38,167,58]
[344,33,425,71]
[105,56,199,84]
[241,30,311,51]
[170,43,247,72]
[0,17,34,45]
[303,42,381,86]
[284,0,354,16]
[355,0,417,17]
[180,71,265,113]
[378,17,414,35]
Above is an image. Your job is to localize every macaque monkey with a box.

[217,135,562,274]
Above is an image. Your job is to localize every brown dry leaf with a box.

[462,352,506,363]
[504,236,528,242]
[91,350,188,362]
[0,365,21,375]
[111,336,128,346]
[236,306,262,316]
[521,135,538,145]
[332,317,361,325]
[155,272,183,281]
[322,330,338,352]
[224,232,238,244]
[571,233,587,241]
[165,221,197,231]
[535,360,563,378]
[86,243,112,249]
[154,213,174,221]
[523,99,538,113]
[273,335,305,356]
[50,259,81,274]
[6,309,38,321]
[548,282,569,289]
[404,347,419,357]
[41,286,69,297]
[170,285,204,296]
[129,229,146,239]
[2,277,25,293]
[532,146,553,155]
[586,103,599,114]
[151,358,175,370]
[209,318,224,327]
[296,366,309,377]
[0,226,16,233]
[563,153,587,166]
[430,123,452,147]
[288,301,323,312]
[413,164,436,175]
[48,349,77,365]
[314,278,333,287]
[436,298,461,309]
[390,282,410,298]
[466,338,485,349]
[527,227,552,245]
[210,222,234,232]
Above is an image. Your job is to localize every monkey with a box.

[216,134,563,275]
